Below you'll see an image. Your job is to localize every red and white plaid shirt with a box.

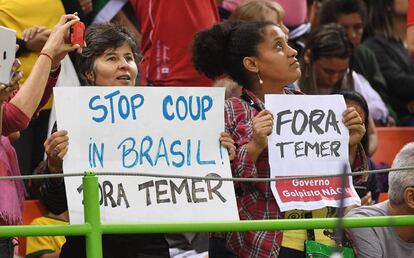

[221,88,300,257]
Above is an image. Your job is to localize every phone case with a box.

[0,26,16,85]
[71,22,85,48]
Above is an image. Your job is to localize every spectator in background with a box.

[192,20,365,258]
[319,0,396,126]
[0,13,81,258]
[346,142,414,257]
[130,0,219,86]
[42,22,169,258]
[336,90,378,203]
[26,173,68,258]
[298,24,390,127]
[0,0,67,182]
[364,0,414,126]
[230,0,289,34]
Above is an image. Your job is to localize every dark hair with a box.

[319,0,367,26]
[364,0,396,39]
[299,23,353,94]
[334,89,369,153]
[32,161,68,215]
[192,20,274,89]
[77,23,139,85]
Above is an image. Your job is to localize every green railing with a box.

[1,172,414,258]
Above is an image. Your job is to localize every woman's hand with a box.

[0,59,22,102]
[41,14,82,68]
[220,132,236,161]
[44,130,69,173]
[360,191,374,206]
[23,26,50,52]
[343,107,365,148]
[247,109,274,161]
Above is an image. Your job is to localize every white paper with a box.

[54,87,239,223]
[265,94,360,211]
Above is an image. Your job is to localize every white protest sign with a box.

[54,87,239,224]
[265,95,360,211]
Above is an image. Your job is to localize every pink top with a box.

[0,71,59,225]
[221,0,240,12]
[221,0,307,27]
[276,0,307,27]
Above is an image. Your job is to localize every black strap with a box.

[241,93,263,112]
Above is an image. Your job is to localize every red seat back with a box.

[18,200,46,257]
[371,127,414,166]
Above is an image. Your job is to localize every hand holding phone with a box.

[70,21,85,48]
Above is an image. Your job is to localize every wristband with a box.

[39,52,53,63]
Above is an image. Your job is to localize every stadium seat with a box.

[371,127,414,166]
[17,200,46,257]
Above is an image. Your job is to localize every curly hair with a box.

[192,20,274,90]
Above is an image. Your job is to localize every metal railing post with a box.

[83,172,103,258]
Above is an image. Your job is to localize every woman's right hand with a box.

[44,130,69,173]
[41,14,81,68]
[247,109,274,161]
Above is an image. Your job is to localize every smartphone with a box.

[70,21,85,48]
[0,26,16,85]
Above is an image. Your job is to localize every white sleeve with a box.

[92,0,129,23]
[352,72,389,122]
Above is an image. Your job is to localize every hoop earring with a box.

[257,72,263,85]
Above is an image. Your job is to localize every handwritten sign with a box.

[265,95,360,211]
[54,87,239,224]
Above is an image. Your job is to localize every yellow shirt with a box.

[281,208,336,251]
[0,0,65,110]
[26,216,67,258]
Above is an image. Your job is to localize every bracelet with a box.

[39,52,53,62]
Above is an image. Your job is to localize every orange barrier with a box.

[18,200,46,257]
[371,127,414,166]
[378,192,389,203]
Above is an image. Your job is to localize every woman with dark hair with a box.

[42,22,236,258]
[299,23,389,128]
[335,89,378,203]
[192,20,366,258]
[318,0,391,120]
[364,0,414,125]
[41,22,171,258]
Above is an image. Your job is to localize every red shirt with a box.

[2,71,59,136]
[131,0,219,86]
[409,0,414,26]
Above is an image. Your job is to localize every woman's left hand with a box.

[220,132,236,161]
[0,59,22,102]
[343,107,365,147]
